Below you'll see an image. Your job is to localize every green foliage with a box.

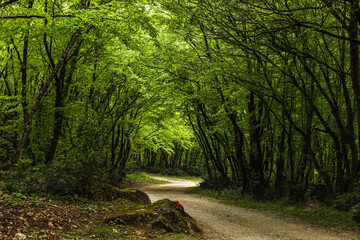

[156,232,206,240]
[108,217,127,226]
[85,226,119,239]
[3,160,44,193]
[200,177,236,191]
[190,188,244,204]
[160,175,203,182]
[179,167,205,178]
[307,209,357,228]
[43,164,82,195]
[352,203,360,223]
[0,0,360,212]
[126,172,169,184]
[155,228,167,234]
[153,0,360,203]
[333,193,360,211]
[191,187,359,228]
[143,166,204,177]
[3,192,27,206]
[2,154,107,196]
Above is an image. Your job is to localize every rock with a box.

[105,198,201,234]
[14,233,26,240]
[115,188,152,205]
[88,183,151,204]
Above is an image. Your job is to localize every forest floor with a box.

[141,176,360,240]
[0,180,205,240]
[1,175,360,239]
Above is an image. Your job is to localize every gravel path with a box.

[140,176,359,240]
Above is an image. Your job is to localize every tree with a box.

[154,0,360,198]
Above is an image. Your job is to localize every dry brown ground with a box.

[0,190,158,239]
[0,183,204,240]
[0,191,96,239]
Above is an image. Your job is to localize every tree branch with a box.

[1,14,80,19]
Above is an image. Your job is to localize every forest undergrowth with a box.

[0,176,205,240]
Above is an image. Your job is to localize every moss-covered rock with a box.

[88,183,151,204]
[105,198,201,234]
[116,188,151,205]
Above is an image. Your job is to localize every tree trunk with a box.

[2,28,82,171]
[248,92,265,188]
[347,2,360,193]
[275,126,286,189]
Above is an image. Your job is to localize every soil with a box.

[0,192,97,239]
[0,190,157,239]
[140,176,360,240]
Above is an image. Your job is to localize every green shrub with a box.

[179,167,205,177]
[307,184,329,202]
[200,176,235,190]
[333,192,360,211]
[43,164,81,195]
[138,166,205,178]
[142,166,188,176]
[352,203,360,223]
[109,168,126,185]
[2,156,109,196]
[218,188,239,201]
[3,159,44,193]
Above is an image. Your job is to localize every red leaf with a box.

[176,201,183,208]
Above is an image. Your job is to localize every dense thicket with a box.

[1,0,360,202]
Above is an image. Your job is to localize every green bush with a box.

[352,203,360,223]
[109,168,126,186]
[137,165,205,178]
[333,192,360,211]
[142,166,189,176]
[200,176,235,190]
[3,159,44,193]
[306,184,330,202]
[43,164,81,195]
[2,155,110,196]
[180,166,205,177]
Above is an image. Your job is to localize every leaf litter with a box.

[0,189,204,240]
[0,189,103,239]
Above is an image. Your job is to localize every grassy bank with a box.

[190,187,360,230]
[125,172,170,185]
[149,174,203,182]
[126,172,203,184]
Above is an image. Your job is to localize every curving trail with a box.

[140,176,359,240]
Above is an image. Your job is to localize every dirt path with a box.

[140,176,359,240]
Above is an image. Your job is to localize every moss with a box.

[105,199,201,234]
[117,188,151,205]
[87,183,151,205]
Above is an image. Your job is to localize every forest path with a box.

[140,176,358,240]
